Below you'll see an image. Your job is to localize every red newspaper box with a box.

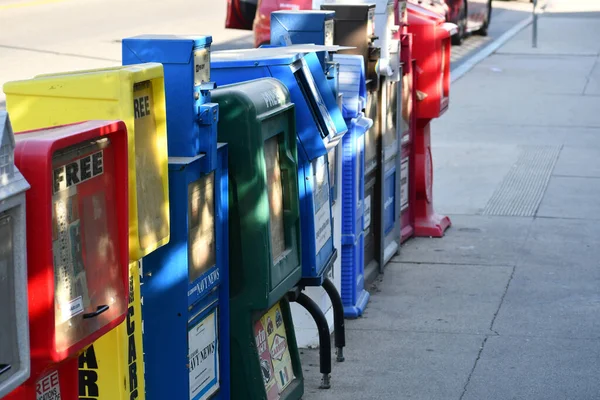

[407,3,455,237]
[394,0,417,243]
[5,121,129,400]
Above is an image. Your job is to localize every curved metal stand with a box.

[322,278,346,362]
[291,292,332,389]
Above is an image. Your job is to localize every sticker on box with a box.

[400,159,409,211]
[364,195,371,229]
[313,156,331,253]
[36,371,61,400]
[188,309,219,400]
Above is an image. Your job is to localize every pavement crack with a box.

[459,335,489,400]
[581,55,599,95]
[389,260,514,268]
[489,264,516,333]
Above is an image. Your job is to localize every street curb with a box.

[450,15,533,83]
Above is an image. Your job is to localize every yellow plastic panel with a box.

[78,261,145,400]
[3,63,170,260]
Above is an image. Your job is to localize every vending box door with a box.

[6,121,129,399]
[14,121,130,362]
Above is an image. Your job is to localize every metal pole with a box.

[532,0,538,48]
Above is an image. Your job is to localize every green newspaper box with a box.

[213,78,304,400]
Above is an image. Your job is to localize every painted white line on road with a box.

[450,15,533,83]
[0,0,69,10]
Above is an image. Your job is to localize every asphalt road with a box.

[0,0,533,109]
[450,0,534,71]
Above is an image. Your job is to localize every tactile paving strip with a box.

[483,145,562,217]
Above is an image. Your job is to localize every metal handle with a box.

[0,364,11,376]
[83,305,109,319]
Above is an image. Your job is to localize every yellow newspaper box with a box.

[3,63,170,259]
[3,63,170,400]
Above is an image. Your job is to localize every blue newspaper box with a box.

[122,35,230,400]
[123,35,218,168]
[269,10,343,204]
[270,10,335,68]
[334,54,373,318]
[212,48,346,285]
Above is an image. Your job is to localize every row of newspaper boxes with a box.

[0,1,454,399]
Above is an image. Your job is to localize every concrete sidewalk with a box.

[301,3,600,399]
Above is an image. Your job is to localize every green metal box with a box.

[213,78,304,400]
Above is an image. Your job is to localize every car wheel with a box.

[451,1,467,45]
[476,0,492,36]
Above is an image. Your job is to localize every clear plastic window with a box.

[0,214,18,382]
[401,71,412,139]
[295,60,337,139]
[312,155,332,254]
[193,48,211,86]
[264,136,286,263]
[364,94,379,170]
[327,147,337,202]
[133,80,169,251]
[440,43,447,102]
[384,80,399,147]
[52,139,126,352]
[367,8,375,38]
[188,172,216,283]
[324,20,334,47]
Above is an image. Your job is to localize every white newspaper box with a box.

[0,111,31,398]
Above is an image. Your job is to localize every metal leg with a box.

[322,278,346,362]
[293,292,332,389]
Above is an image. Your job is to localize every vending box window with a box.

[322,2,402,276]
[3,64,170,400]
[121,35,230,400]
[0,112,31,398]
[5,120,129,400]
[407,2,455,237]
[212,78,303,400]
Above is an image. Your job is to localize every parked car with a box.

[443,0,493,45]
[225,0,492,48]
[410,0,492,44]
[225,0,258,31]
